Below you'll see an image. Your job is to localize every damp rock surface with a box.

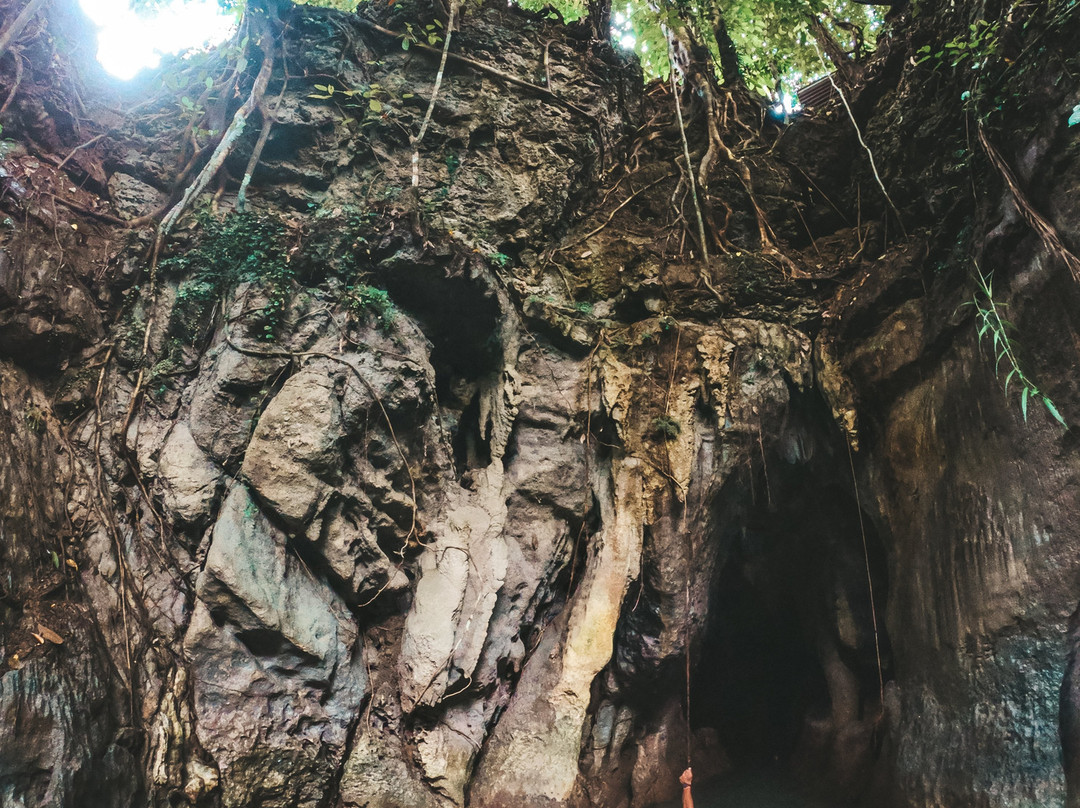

[1,1,1079,808]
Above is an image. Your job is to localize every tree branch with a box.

[0,0,48,61]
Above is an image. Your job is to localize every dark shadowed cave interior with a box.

[2,0,1080,806]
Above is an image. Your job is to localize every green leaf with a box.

[402,38,410,50]
[369,99,383,113]
[51,550,59,569]
[1043,397,1067,427]
[1021,386,1030,421]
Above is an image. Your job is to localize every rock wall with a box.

[0,0,1079,807]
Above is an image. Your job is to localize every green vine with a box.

[972,267,1066,427]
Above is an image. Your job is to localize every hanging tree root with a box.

[157,23,275,238]
[977,123,1080,285]
[695,80,806,277]
[0,47,22,118]
[666,22,805,278]
[664,33,730,304]
[411,0,459,191]
[816,45,906,239]
[667,38,710,264]
[237,71,288,212]
[120,15,277,451]
[560,174,674,250]
[355,16,594,121]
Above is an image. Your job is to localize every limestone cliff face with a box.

[1,1,1080,807]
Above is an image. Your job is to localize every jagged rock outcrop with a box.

[1,0,1079,807]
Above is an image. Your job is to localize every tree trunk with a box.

[707,4,742,86]
[808,13,855,84]
[588,0,611,43]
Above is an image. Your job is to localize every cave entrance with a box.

[691,408,891,803]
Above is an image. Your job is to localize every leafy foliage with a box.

[915,18,999,69]
[971,268,1066,428]
[291,0,881,97]
[159,208,399,344]
[292,0,357,10]
[722,0,880,94]
[514,0,585,22]
[160,211,295,339]
[345,283,397,332]
[308,80,397,123]
[611,0,882,94]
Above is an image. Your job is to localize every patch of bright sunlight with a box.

[79,0,236,80]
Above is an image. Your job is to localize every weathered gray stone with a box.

[0,631,138,808]
[241,366,342,530]
[310,491,406,602]
[416,704,486,805]
[158,421,222,524]
[470,458,644,806]
[188,330,290,468]
[107,171,166,220]
[10,4,1080,807]
[186,483,367,808]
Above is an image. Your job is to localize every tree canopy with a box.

[608,0,883,95]
[258,0,884,98]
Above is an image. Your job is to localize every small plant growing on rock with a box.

[345,283,397,333]
[652,415,681,441]
[23,404,46,434]
[308,80,394,125]
[402,19,444,49]
[972,267,1066,427]
[160,211,295,341]
[916,18,1000,70]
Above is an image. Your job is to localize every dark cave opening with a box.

[698,557,831,769]
[690,418,892,802]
